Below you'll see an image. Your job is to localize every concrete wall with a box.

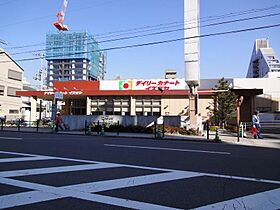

[199,96,212,119]
[62,115,181,130]
[161,96,189,116]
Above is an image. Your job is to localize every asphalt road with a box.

[0,131,279,209]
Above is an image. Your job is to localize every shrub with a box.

[88,123,198,135]
[209,126,220,132]
[164,125,199,136]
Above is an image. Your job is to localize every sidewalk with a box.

[209,130,280,149]
[1,127,279,149]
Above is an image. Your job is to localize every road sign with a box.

[54,92,63,100]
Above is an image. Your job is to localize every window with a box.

[9,109,19,114]
[8,69,22,81]
[7,87,21,97]
[0,85,4,96]
[92,111,103,115]
[75,70,83,74]
[136,112,143,116]
[75,63,83,69]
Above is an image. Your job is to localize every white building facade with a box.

[0,49,24,121]
[247,39,280,78]
[233,78,280,113]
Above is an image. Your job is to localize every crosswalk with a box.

[0,150,279,209]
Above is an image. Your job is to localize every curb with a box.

[0,129,223,144]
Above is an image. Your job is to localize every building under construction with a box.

[46,31,106,87]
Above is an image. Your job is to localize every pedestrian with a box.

[252,111,262,139]
[55,113,64,132]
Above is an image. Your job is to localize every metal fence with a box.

[0,119,55,133]
[84,119,165,139]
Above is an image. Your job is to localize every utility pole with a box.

[184,0,200,129]
[33,53,47,121]
[33,53,46,90]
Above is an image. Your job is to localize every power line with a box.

[96,4,280,38]
[1,23,279,64]
[5,4,280,50]
[99,12,280,43]
[0,39,8,45]
[0,0,18,6]
[0,0,116,29]
[9,12,280,56]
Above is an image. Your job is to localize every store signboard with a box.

[100,79,186,91]
[43,91,83,96]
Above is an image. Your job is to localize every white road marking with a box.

[204,172,280,185]
[0,137,22,140]
[0,151,35,157]
[79,193,181,210]
[0,156,55,163]
[0,177,180,210]
[104,144,231,155]
[195,188,280,210]
[65,171,201,193]
[0,150,174,172]
[0,150,279,210]
[0,163,117,178]
[0,176,62,193]
[0,191,65,209]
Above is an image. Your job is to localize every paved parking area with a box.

[1,150,280,210]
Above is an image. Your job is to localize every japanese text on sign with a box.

[135,79,181,91]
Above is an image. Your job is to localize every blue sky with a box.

[0,0,279,86]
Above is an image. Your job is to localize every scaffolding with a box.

[46,31,106,86]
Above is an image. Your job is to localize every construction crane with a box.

[53,0,69,31]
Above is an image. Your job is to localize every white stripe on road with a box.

[65,171,201,193]
[0,177,67,209]
[0,163,117,178]
[0,137,22,140]
[104,144,231,155]
[0,150,172,172]
[204,172,280,185]
[0,156,55,163]
[0,177,181,210]
[0,191,65,209]
[80,193,181,210]
[195,188,280,210]
[0,150,279,209]
[0,151,36,157]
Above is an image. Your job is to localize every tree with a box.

[207,77,237,127]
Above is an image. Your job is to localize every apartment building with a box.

[0,49,23,121]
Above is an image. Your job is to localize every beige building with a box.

[0,49,24,121]
[233,78,280,113]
